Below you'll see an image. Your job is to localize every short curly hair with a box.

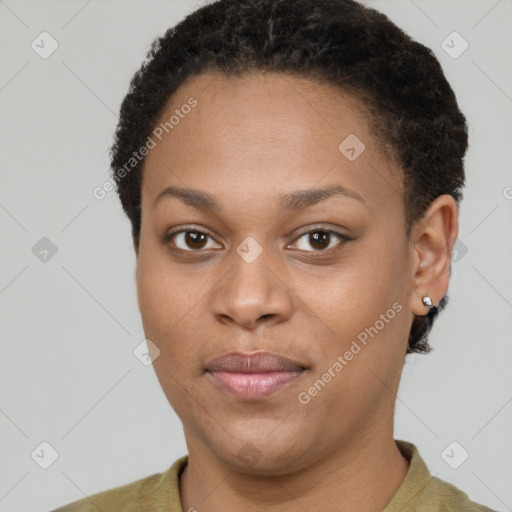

[110,0,468,354]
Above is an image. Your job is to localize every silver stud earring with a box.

[422,296,432,307]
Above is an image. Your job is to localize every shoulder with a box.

[49,472,162,512]
[391,440,498,512]
[49,455,188,512]
[425,475,498,512]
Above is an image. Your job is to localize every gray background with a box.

[1,1,511,511]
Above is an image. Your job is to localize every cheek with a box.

[136,244,210,376]
[302,233,408,377]
[314,237,404,324]
[137,238,189,330]
[136,255,202,412]
[136,248,186,355]
[137,264,172,338]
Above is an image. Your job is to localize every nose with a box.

[210,248,294,330]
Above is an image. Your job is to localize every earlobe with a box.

[408,195,459,316]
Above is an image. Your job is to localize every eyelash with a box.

[164,224,351,254]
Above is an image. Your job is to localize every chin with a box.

[207,426,316,475]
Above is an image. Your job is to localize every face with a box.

[136,71,416,474]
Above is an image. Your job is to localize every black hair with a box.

[110,0,468,354]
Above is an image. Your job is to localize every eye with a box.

[165,227,221,252]
[290,228,350,253]
[165,225,350,253]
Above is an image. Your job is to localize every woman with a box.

[52,0,497,510]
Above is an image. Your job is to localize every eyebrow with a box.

[153,184,366,213]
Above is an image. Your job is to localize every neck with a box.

[179,430,410,512]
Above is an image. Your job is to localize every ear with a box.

[409,194,459,316]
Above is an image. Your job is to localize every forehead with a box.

[141,71,404,218]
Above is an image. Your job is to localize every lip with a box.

[205,351,307,400]
[205,351,306,373]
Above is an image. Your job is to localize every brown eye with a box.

[167,230,220,251]
[309,232,330,250]
[292,229,348,252]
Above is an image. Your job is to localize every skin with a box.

[135,71,458,511]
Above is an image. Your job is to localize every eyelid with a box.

[291,223,350,239]
[165,224,213,238]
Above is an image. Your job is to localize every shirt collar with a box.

[384,439,434,512]
[154,439,432,512]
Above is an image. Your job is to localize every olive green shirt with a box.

[51,440,496,511]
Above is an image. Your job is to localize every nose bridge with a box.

[211,237,293,327]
